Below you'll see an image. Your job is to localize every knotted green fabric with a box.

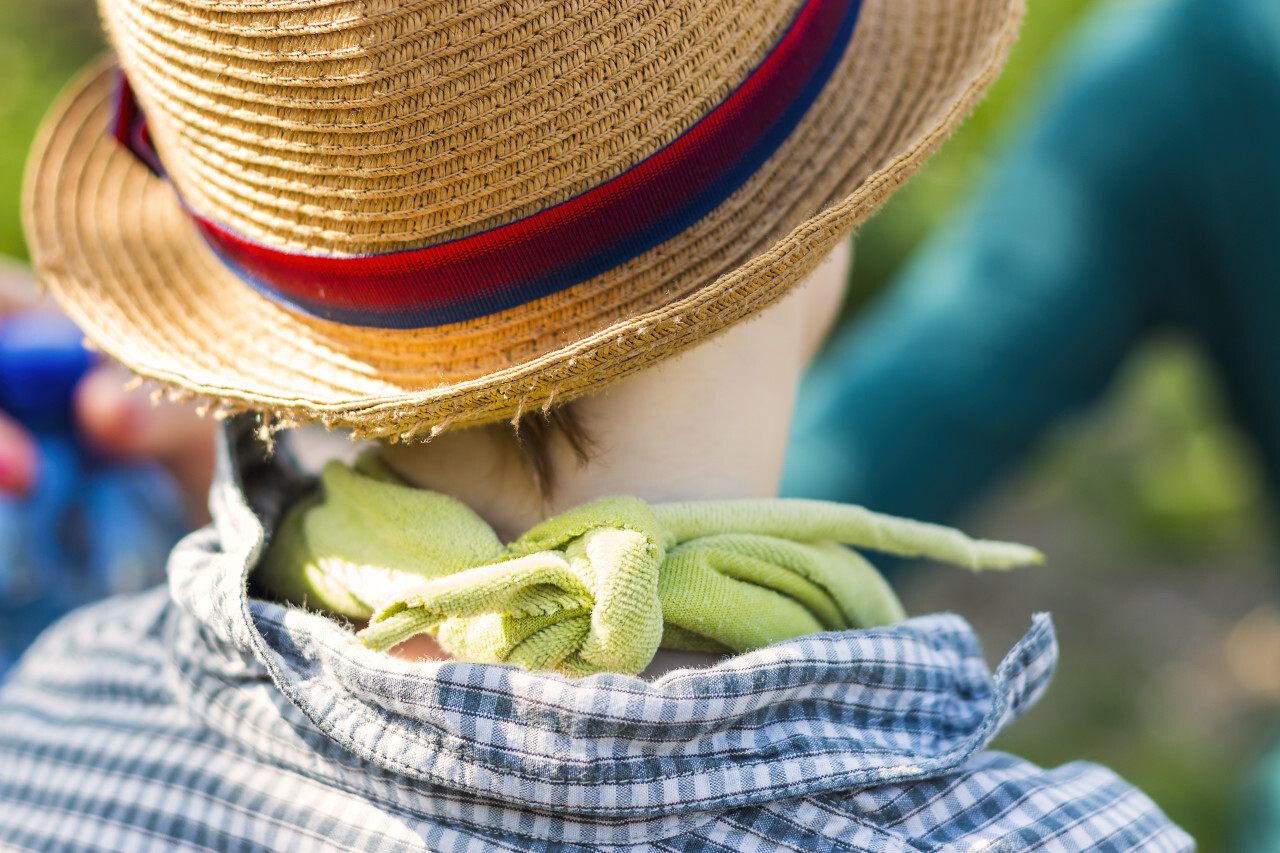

[257,453,1042,677]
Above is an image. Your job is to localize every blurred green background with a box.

[1,1,1274,850]
[0,0,101,260]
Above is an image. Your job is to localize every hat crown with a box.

[102,0,804,256]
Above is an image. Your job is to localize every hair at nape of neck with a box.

[508,404,594,500]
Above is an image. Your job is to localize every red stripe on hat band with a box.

[117,0,862,329]
[111,75,164,178]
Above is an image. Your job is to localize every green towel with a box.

[257,452,1042,677]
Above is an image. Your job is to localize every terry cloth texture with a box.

[0,417,1194,851]
[257,453,1041,676]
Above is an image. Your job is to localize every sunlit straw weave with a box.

[25,0,1023,439]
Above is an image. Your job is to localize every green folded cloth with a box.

[257,453,1042,677]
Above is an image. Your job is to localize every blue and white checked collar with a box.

[165,419,1059,845]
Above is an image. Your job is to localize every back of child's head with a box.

[25,0,1021,447]
[25,0,1031,676]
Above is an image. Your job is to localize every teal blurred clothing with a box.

[784,0,1280,525]
[782,0,1280,848]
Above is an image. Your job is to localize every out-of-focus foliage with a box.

[853,0,1273,556]
[848,0,1109,319]
[1028,335,1273,557]
[859,8,1277,851]
[0,0,102,260]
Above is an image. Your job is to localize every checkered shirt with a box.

[0,421,1193,851]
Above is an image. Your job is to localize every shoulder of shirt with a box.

[3,586,173,692]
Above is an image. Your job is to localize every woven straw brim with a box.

[26,0,1022,440]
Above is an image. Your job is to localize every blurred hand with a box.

[0,259,217,523]
[74,363,218,525]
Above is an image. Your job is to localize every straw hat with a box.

[25,0,1022,440]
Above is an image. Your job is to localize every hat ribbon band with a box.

[112,0,862,330]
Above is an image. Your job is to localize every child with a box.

[0,0,1191,849]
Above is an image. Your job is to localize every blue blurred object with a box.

[0,311,93,432]
[0,311,189,679]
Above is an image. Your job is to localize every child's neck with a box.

[379,242,849,541]
[379,317,800,541]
